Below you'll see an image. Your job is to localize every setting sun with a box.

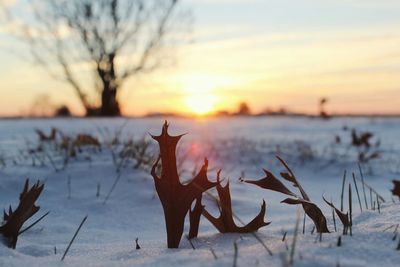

[180,74,230,116]
[185,93,217,116]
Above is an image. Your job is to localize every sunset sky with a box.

[1,0,400,116]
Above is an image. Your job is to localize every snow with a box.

[0,116,400,266]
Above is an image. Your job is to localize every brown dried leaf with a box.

[203,171,270,233]
[244,156,329,233]
[74,134,101,147]
[35,128,57,141]
[281,198,329,233]
[0,179,44,249]
[352,129,373,148]
[392,180,400,198]
[151,121,217,248]
[277,156,310,201]
[322,196,350,234]
[242,169,297,197]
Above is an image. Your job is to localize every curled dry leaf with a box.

[322,196,350,235]
[74,134,101,147]
[392,180,400,198]
[277,156,310,201]
[202,171,270,233]
[244,169,297,197]
[281,198,329,233]
[351,129,373,148]
[151,121,217,248]
[35,128,58,141]
[0,179,44,249]
[242,156,329,233]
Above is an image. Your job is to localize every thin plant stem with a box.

[19,211,50,235]
[103,172,122,205]
[377,194,381,213]
[61,215,88,261]
[358,163,385,203]
[340,170,347,212]
[349,183,353,236]
[332,205,337,232]
[289,210,301,266]
[370,188,373,209]
[210,247,218,260]
[352,173,362,212]
[233,241,238,267]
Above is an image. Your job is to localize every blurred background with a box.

[0,0,399,118]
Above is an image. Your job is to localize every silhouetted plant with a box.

[242,156,329,233]
[337,128,381,163]
[322,196,350,235]
[392,180,400,198]
[150,121,217,248]
[0,179,45,249]
[202,170,270,233]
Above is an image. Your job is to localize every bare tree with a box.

[3,0,190,116]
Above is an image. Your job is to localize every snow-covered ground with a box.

[0,116,400,266]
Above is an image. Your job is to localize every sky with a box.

[1,0,400,116]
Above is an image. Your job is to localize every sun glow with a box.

[180,74,236,116]
[185,93,216,116]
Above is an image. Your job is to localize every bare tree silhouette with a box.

[3,0,190,116]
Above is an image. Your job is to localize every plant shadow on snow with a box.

[17,245,54,257]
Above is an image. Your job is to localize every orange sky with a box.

[1,0,400,116]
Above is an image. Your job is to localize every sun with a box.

[179,74,237,116]
[185,93,216,116]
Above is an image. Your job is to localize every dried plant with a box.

[351,129,374,148]
[28,126,159,175]
[150,121,217,248]
[0,179,44,249]
[337,128,381,163]
[73,134,101,149]
[352,173,363,212]
[101,126,155,173]
[202,171,270,233]
[392,180,400,198]
[188,196,204,239]
[61,215,88,261]
[23,128,101,172]
[35,128,58,141]
[322,196,350,235]
[242,156,329,233]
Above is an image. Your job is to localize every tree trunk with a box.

[101,86,120,116]
[96,53,121,117]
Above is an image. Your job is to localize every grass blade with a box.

[349,184,353,236]
[289,210,301,265]
[233,241,238,267]
[61,215,88,261]
[340,170,347,212]
[19,211,50,235]
[352,173,362,212]
[103,172,122,205]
